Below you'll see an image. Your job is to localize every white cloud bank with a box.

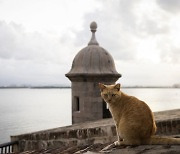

[0,0,180,86]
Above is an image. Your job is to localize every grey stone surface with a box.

[66,21,121,76]
[11,109,180,153]
[11,143,180,153]
[99,145,180,154]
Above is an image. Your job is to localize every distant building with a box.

[66,21,121,124]
[173,84,180,88]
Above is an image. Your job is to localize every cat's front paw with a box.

[114,140,121,146]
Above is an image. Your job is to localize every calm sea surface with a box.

[0,88,180,144]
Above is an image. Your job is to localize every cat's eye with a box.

[104,94,108,97]
[112,94,116,97]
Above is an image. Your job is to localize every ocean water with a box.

[0,88,71,144]
[0,88,180,144]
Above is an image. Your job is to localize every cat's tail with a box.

[149,136,180,145]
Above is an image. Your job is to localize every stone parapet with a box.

[11,109,180,152]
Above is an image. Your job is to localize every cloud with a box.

[0,21,54,61]
[160,46,180,63]
[157,0,180,14]
[116,60,180,86]
[75,0,162,61]
[72,0,180,86]
[0,56,72,86]
[0,20,75,86]
[0,20,79,63]
[0,0,180,86]
[74,0,140,61]
[76,0,180,65]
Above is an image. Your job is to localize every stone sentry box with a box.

[66,21,121,124]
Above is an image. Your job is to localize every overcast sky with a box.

[0,0,180,86]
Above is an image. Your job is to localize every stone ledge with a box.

[13,143,180,153]
[11,109,180,153]
[11,109,180,140]
[100,145,180,154]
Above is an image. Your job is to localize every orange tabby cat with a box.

[99,83,180,145]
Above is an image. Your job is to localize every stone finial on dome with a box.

[88,21,99,46]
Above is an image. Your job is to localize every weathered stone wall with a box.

[72,80,103,123]
[11,109,180,152]
[71,78,117,123]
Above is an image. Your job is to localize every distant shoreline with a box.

[0,86,71,89]
[0,86,179,89]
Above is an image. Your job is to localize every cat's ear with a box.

[114,83,121,91]
[99,83,106,92]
